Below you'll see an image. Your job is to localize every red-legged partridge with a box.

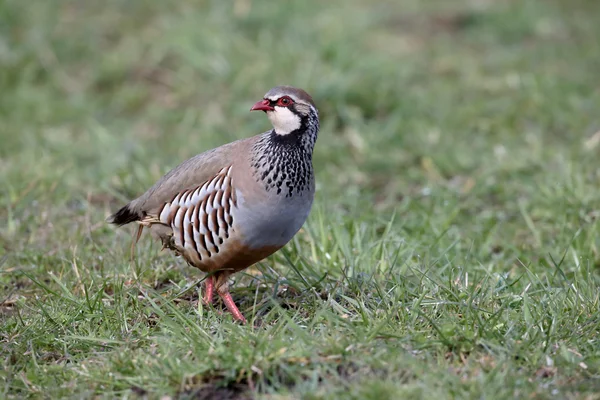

[109,86,319,323]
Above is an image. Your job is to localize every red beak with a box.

[250,99,274,112]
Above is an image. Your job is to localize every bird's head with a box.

[250,86,318,136]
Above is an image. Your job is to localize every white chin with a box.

[268,107,301,135]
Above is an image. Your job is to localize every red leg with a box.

[203,276,215,305]
[218,290,247,324]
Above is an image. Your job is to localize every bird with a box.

[108,86,319,323]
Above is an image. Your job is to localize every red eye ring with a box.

[276,96,294,107]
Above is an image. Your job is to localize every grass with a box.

[1,0,600,398]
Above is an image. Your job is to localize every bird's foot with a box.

[218,291,247,324]
[203,275,215,305]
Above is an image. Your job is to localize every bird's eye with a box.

[277,96,293,107]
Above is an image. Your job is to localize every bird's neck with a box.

[271,109,319,150]
[250,111,319,198]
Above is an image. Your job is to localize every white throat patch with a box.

[267,107,301,135]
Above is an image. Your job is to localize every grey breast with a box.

[233,182,314,250]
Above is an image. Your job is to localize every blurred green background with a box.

[1,0,599,398]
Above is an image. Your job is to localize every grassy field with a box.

[2,0,600,398]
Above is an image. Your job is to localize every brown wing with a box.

[128,137,253,217]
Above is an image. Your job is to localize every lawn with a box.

[1,0,600,398]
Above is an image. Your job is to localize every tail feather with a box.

[108,203,141,226]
